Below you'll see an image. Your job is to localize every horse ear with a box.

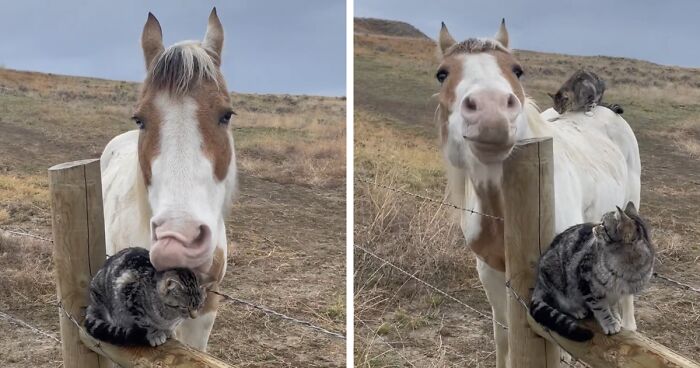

[495,18,509,48]
[142,12,164,71]
[438,22,457,56]
[203,7,224,64]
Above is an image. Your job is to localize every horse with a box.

[100,8,236,350]
[434,20,641,367]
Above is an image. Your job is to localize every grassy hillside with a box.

[0,67,346,367]
[354,19,700,367]
[354,18,429,39]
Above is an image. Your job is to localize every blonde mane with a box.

[148,41,221,94]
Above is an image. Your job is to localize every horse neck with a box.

[134,157,153,227]
[464,99,546,212]
[453,99,547,271]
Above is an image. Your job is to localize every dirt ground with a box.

[0,68,346,367]
[354,20,700,367]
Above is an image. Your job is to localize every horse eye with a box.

[219,111,235,125]
[436,69,449,84]
[132,116,145,130]
[512,65,524,79]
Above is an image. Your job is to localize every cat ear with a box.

[165,277,182,291]
[547,92,555,100]
[624,201,638,217]
[616,206,636,243]
[615,206,626,219]
[438,22,457,56]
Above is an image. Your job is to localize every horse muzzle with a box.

[149,215,214,272]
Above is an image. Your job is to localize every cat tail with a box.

[529,296,594,342]
[84,305,149,346]
[600,102,624,114]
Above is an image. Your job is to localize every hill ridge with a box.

[354,17,429,39]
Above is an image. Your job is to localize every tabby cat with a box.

[549,69,624,115]
[85,247,210,347]
[529,202,654,341]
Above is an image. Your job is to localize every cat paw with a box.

[612,310,622,323]
[147,330,168,347]
[584,111,594,116]
[602,319,622,335]
[571,309,589,320]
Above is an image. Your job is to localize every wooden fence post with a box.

[503,138,560,368]
[49,159,109,368]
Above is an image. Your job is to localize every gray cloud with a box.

[356,0,700,68]
[0,0,346,96]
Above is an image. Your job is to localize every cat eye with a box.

[436,69,449,84]
[512,65,524,79]
[131,116,145,130]
[219,110,236,125]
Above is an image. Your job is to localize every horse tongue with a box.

[149,237,188,271]
[149,237,214,272]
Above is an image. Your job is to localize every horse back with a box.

[545,106,641,231]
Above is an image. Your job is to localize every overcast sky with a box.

[0,1,346,96]
[356,0,700,68]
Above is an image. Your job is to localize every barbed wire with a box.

[1,228,53,243]
[653,273,700,295]
[355,177,504,221]
[0,310,60,343]
[355,243,507,330]
[210,290,346,340]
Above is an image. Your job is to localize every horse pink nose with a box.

[149,216,213,272]
[461,90,521,144]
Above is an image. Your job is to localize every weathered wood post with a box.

[503,138,560,368]
[49,159,109,368]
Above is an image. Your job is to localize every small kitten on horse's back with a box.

[85,247,212,347]
[549,69,624,116]
[529,202,654,341]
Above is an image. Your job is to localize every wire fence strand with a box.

[355,243,507,330]
[653,272,700,294]
[0,309,60,343]
[210,290,346,340]
[356,177,504,221]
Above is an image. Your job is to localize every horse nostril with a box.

[464,96,478,111]
[507,94,518,109]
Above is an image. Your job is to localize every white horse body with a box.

[435,21,641,367]
[462,106,641,365]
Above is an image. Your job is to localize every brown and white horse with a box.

[100,9,235,350]
[435,21,641,367]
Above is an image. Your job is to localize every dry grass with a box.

[355,20,700,367]
[0,174,50,227]
[236,110,346,189]
[354,171,490,367]
[0,233,55,306]
[651,118,700,158]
